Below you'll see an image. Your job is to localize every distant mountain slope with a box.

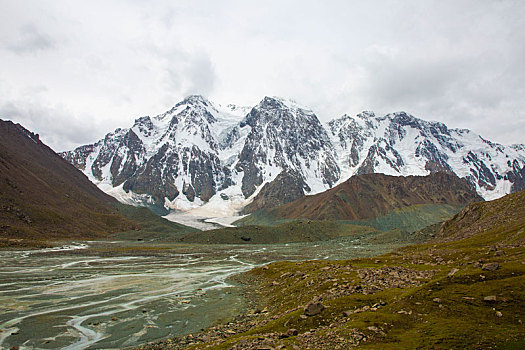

[255,172,482,222]
[436,187,525,244]
[62,95,525,214]
[0,119,184,242]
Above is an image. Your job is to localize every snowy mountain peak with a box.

[357,110,376,119]
[180,94,211,106]
[258,96,313,113]
[328,110,525,199]
[61,96,525,215]
[236,96,340,199]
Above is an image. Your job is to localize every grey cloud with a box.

[183,53,216,96]
[0,100,104,152]
[7,24,57,54]
[1,0,524,148]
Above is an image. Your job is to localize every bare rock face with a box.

[481,263,500,271]
[243,170,310,213]
[236,96,340,199]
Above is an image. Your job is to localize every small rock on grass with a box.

[287,329,298,336]
[447,268,459,277]
[483,295,497,302]
[304,302,325,316]
[482,262,500,271]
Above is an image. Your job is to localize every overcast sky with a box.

[1,0,524,151]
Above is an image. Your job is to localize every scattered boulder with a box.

[287,329,298,337]
[241,236,251,242]
[367,326,380,332]
[496,311,503,317]
[482,263,500,271]
[343,310,354,317]
[433,298,442,303]
[304,302,325,316]
[483,295,497,302]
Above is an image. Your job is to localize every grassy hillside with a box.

[147,190,525,349]
[177,220,378,244]
[349,203,465,232]
[237,203,464,234]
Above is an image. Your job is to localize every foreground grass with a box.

[187,243,524,349]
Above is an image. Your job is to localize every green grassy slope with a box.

[177,220,377,244]
[173,190,525,349]
[237,203,464,234]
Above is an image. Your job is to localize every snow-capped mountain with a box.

[61,95,339,213]
[61,95,525,214]
[234,97,339,198]
[327,111,525,200]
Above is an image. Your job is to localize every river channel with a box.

[0,239,401,349]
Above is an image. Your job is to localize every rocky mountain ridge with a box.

[61,95,525,214]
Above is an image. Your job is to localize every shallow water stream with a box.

[0,239,400,349]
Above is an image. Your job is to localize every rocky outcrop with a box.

[242,171,310,213]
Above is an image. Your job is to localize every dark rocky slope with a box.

[0,120,190,243]
[242,170,310,214]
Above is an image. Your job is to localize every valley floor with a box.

[0,237,402,350]
[136,237,525,349]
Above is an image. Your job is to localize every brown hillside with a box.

[436,188,525,244]
[0,120,136,241]
[268,172,482,221]
[243,170,310,213]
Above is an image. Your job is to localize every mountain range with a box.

[61,95,525,214]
